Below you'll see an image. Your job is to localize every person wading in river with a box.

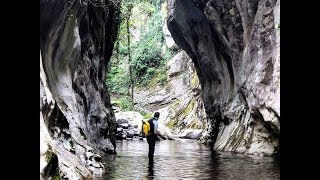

[146,112,166,160]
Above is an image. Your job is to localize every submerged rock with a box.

[114,111,144,129]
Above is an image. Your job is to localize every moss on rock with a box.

[189,118,202,129]
[166,118,177,129]
[180,99,195,118]
[144,113,153,119]
[44,146,54,162]
[191,73,199,89]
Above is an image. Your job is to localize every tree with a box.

[125,3,134,108]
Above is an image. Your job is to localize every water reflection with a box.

[95,139,279,180]
[147,158,154,179]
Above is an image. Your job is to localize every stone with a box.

[163,21,179,49]
[229,8,235,16]
[178,129,203,139]
[167,51,189,77]
[114,111,144,129]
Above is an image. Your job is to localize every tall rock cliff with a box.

[167,0,280,156]
[40,0,120,179]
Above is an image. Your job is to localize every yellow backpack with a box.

[142,119,153,136]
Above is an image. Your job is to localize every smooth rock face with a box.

[40,0,120,178]
[166,51,190,97]
[167,0,280,155]
[163,20,179,50]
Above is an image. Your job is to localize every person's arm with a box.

[153,121,166,140]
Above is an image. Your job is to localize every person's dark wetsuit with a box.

[146,118,157,160]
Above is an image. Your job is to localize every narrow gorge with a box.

[40,0,280,179]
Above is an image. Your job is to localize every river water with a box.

[95,139,279,180]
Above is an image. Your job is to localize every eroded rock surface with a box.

[167,0,280,155]
[40,0,120,178]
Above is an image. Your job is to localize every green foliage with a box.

[112,96,133,111]
[131,9,164,86]
[44,148,54,162]
[106,65,130,95]
[152,71,167,86]
[53,172,60,180]
[106,0,173,99]
[148,63,167,86]
[43,146,60,179]
[163,47,173,60]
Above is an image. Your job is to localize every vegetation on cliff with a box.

[106,0,172,110]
